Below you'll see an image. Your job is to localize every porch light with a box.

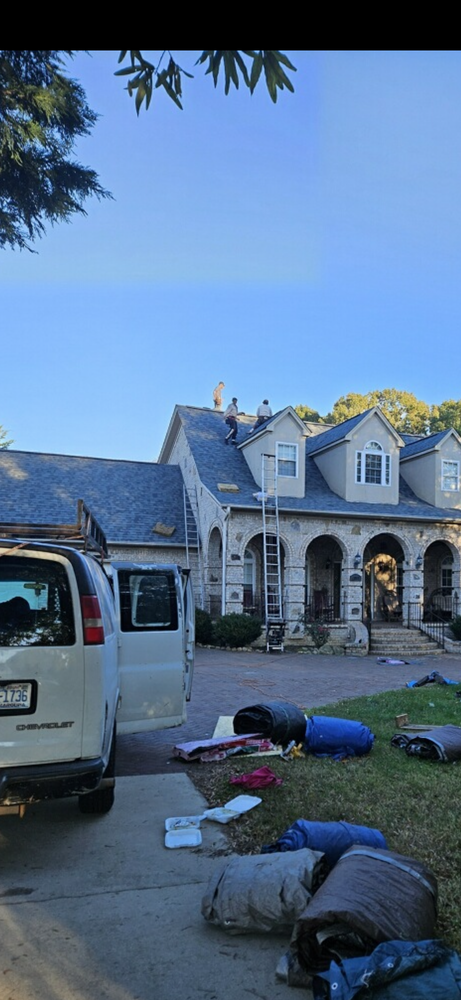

[415,553,423,569]
[353,553,361,568]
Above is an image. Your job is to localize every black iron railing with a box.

[407,602,448,649]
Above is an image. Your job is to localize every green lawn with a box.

[189,684,461,950]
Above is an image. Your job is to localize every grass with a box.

[188,683,461,951]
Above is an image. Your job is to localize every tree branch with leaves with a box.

[115,50,296,113]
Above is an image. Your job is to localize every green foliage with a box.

[190,684,461,951]
[450,615,461,640]
[304,620,330,648]
[213,613,262,648]
[0,50,111,251]
[325,389,432,435]
[294,404,323,423]
[296,390,461,437]
[116,50,296,114]
[195,607,214,645]
[430,399,461,436]
[0,424,12,449]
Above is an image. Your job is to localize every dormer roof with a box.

[306,406,405,456]
[400,428,461,461]
[238,405,309,447]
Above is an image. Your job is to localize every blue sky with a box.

[2,50,461,461]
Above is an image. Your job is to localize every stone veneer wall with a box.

[160,421,461,645]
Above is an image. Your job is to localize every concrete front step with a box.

[370,627,444,655]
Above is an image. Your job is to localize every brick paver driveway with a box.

[116,647,461,776]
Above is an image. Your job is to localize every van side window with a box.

[0,556,75,647]
[118,571,178,632]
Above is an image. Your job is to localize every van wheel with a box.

[78,785,115,814]
[78,725,116,815]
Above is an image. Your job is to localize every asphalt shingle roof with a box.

[0,450,187,545]
[304,409,374,454]
[174,406,461,522]
[400,430,451,459]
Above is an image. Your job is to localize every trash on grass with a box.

[233,700,307,746]
[261,819,387,868]
[229,765,283,788]
[203,794,261,824]
[201,848,327,934]
[391,723,461,761]
[280,845,437,980]
[304,715,374,760]
[172,733,273,762]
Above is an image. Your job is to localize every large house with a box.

[2,403,461,652]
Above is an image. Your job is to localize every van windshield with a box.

[0,556,75,646]
[118,570,178,632]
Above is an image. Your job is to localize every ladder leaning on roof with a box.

[261,454,285,652]
[183,484,205,609]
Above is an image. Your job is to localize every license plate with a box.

[0,683,32,710]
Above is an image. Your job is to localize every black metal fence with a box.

[407,602,450,649]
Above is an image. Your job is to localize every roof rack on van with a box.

[0,500,109,559]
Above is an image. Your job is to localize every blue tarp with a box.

[313,939,461,999]
[261,819,387,868]
[304,715,374,759]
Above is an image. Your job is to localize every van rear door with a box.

[0,550,85,765]
[111,564,190,735]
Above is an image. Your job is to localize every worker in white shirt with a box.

[249,399,272,433]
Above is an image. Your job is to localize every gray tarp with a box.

[280,845,438,983]
[201,848,327,934]
[391,724,461,762]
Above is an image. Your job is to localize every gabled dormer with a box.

[400,429,461,510]
[239,406,309,498]
[307,407,404,504]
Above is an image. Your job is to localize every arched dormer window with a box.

[356,440,391,487]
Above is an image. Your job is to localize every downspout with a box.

[221,507,231,616]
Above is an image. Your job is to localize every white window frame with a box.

[244,549,256,592]
[442,459,459,492]
[441,556,453,589]
[355,440,391,487]
[276,442,298,478]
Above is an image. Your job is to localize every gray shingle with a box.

[0,450,187,544]
[175,405,461,522]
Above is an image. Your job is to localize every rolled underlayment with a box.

[261,819,387,868]
[391,724,461,761]
[277,845,438,986]
[233,700,307,745]
[201,848,328,934]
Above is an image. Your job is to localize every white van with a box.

[0,534,194,818]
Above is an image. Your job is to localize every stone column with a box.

[283,559,306,635]
[225,549,244,615]
[404,564,424,625]
[341,557,364,623]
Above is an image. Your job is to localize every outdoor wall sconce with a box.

[325,559,331,570]
[353,553,361,568]
[415,553,423,569]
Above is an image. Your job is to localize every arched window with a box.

[356,440,391,486]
